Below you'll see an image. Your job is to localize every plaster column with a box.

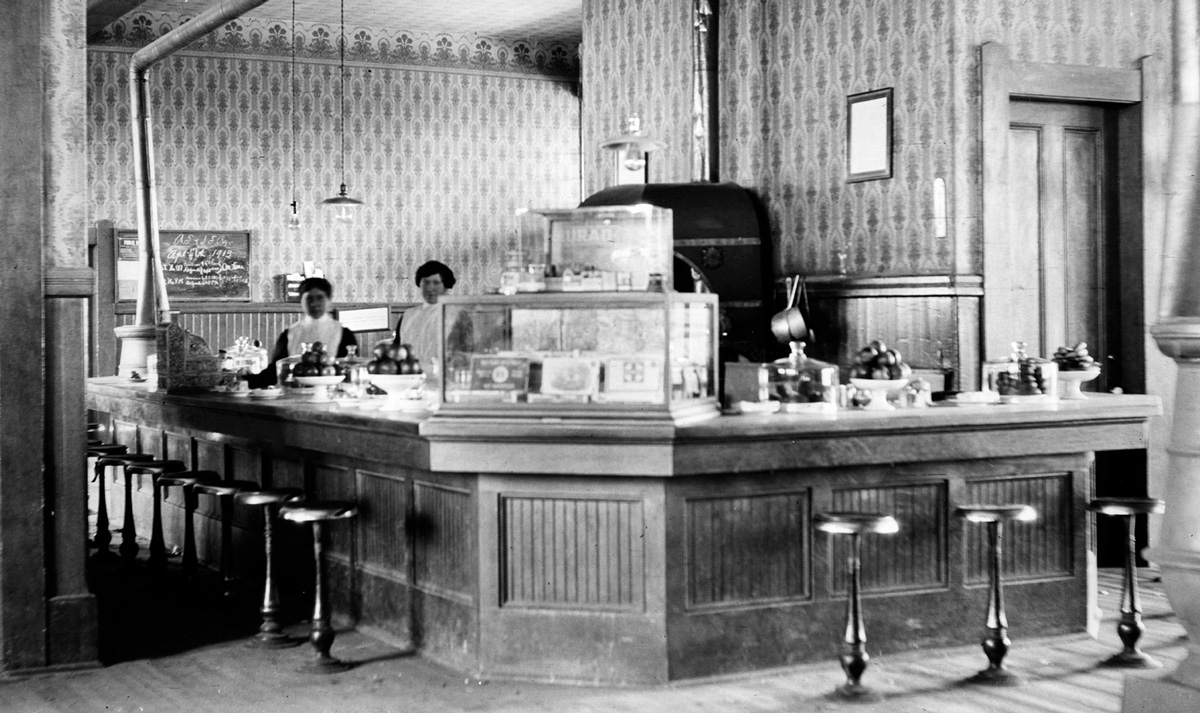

[1127,1,1200,709]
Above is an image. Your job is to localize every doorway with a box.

[1006,100,1120,393]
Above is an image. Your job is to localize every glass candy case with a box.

[512,205,674,292]
[433,292,719,423]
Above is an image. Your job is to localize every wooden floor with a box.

[0,565,1188,713]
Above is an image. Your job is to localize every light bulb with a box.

[287,211,301,230]
[622,147,646,171]
[336,205,355,224]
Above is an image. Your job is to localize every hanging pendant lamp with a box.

[287,0,301,230]
[321,0,363,223]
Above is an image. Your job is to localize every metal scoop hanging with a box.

[771,275,809,344]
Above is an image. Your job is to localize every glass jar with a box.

[276,342,310,388]
[338,344,370,396]
[767,341,838,413]
[983,341,1059,401]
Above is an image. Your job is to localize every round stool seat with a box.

[815,512,899,535]
[194,479,260,498]
[87,443,127,457]
[1089,498,1165,517]
[158,469,221,489]
[126,460,188,476]
[955,504,1037,523]
[96,453,153,468]
[88,438,104,447]
[236,488,303,507]
[279,501,357,523]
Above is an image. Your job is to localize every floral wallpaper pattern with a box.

[46,0,89,267]
[581,0,1171,278]
[89,12,581,303]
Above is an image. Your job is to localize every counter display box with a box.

[432,291,719,424]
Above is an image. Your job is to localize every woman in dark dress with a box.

[246,277,358,387]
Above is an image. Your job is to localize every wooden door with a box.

[1005,100,1119,392]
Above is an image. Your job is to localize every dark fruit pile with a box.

[995,358,1053,396]
[1053,342,1098,371]
[366,343,423,375]
[291,342,344,378]
[849,340,912,381]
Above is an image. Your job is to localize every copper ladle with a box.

[770,275,808,344]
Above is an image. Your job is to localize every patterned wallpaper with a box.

[89,12,581,303]
[950,0,1173,274]
[46,0,89,267]
[581,0,1172,278]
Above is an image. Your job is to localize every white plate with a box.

[294,375,346,387]
[249,389,283,400]
[228,390,251,398]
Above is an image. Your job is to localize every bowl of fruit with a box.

[363,343,427,410]
[290,343,348,401]
[1053,342,1101,400]
[847,341,912,410]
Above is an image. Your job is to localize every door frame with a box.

[980,43,1165,394]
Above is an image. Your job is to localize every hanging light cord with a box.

[291,0,297,211]
[339,0,347,191]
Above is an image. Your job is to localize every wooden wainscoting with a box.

[796,274,983,392]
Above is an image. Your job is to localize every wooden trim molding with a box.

[1009,61,1142,104]
[44,267,95,297]
[798,274,984,298]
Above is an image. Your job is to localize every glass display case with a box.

[512,205,673,292]
[432,292,720,423]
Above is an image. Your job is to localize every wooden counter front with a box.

[86,378,1160,685]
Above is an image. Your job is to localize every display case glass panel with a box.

[436,292,718,422]
[513,205,673,293]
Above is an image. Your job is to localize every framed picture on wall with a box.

[846,88,893,182]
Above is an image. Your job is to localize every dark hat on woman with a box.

[415,260,456,289]
[297,276,334,298]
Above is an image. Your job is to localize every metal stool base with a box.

[298,656,354,675]
[245,632,304,649]
[1103,649,1163,669]
[966,665,1024,686]
[829,682,884,702]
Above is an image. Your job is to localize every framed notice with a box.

[115,229,251,301]
[847,88,893,182]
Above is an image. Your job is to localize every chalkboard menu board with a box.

[115,229,251,301]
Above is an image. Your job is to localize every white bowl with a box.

[364,374,425,392]
[1058,368,1101,400]
[849,377,910,411]
[294,375,346,387]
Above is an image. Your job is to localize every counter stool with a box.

[1089,497,1167,668]
[125,460,188,571]
[193,478,260,601]
[158,470,222,580]
[956,504,1038,686]
[94,452,155,561]
[279,501,358,673]
[235,488,305,648]
[86,443,127,556]
[815,511,900,701]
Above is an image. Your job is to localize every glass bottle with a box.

[768,341,838,413]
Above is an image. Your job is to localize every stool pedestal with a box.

[236,488,304,648]
[957,504,1038,686]
[1091,497,1167,668]
[194,479,259,601]
[158,471,223,580]
[87,444,128,559]
[94,453,154,564]
[280,501,358,673]
[815,511,899,702]
[126,460,188,571]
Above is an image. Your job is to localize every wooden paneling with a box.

[114,307,397,358]
[964,474,1073,583]
[358,471,409,579]
[414,481,472,600]
[829,482,947,593]
[137,425,163,460]
[163,430,193,468]
[684,492,809,609]
[314,464,354,556]
[501,496,644,611]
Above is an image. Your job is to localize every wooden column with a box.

[1134,0,1200,709]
